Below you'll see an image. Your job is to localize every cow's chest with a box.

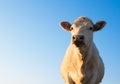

[68,53,84,82]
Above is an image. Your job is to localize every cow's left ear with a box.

[93,21,106,31]
[60,21,71,31]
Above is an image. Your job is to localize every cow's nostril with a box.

[79,36,84,40]
[72,35,76,40]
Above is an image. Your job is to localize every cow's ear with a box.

[60,21,71,31]
[93,21,106,31]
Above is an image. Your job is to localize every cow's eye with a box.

[70,27,73,30]
[89,27,93,30]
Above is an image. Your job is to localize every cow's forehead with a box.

[73,16,93,26]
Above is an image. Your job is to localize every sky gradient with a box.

[0,0,120,84]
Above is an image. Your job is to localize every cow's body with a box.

[61,42,104,84]
[60,16,106,84]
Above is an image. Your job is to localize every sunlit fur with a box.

[60,16,105,84]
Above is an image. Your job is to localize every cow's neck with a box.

[78,44,91,61]
[79,42,93,83]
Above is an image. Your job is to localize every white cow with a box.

[60,16,106,84]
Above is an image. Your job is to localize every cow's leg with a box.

[81,72,98,84]
[64,74,75,84]
[66,76,75,84]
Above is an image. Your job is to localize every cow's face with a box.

[60,16,106,47]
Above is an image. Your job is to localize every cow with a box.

[60,16,106,84]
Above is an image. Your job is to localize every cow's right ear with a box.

[60,21,71,31]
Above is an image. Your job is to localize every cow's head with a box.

[60,16,106,48]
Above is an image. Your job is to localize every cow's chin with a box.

[73,40,85,47]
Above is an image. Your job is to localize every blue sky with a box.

[0,0,120,84]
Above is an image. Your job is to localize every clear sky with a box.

[0,0,120,84]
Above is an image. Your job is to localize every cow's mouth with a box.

[73,40,85,47]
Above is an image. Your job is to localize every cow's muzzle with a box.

[72,35,85,47]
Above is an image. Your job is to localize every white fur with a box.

[60,16,105,84]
